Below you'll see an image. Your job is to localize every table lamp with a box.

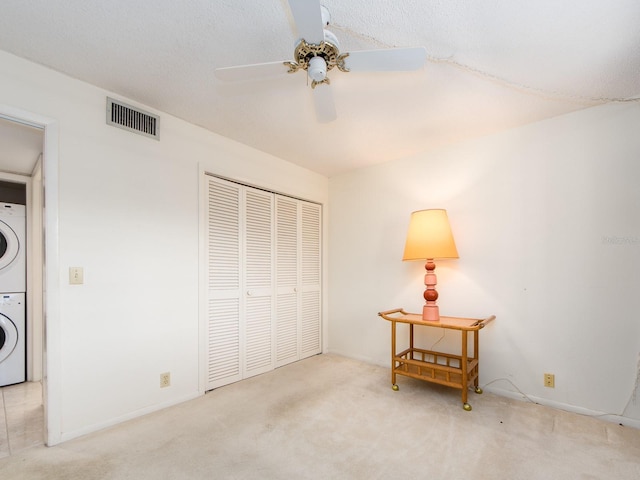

[402,209,459,321]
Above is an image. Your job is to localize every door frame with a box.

[0,104,62,446]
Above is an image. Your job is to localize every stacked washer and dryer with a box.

[0,202,26,387]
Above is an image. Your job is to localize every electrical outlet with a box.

[544,373,555,388]
[160,372,171,388]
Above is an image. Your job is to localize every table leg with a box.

[461,330,471,411]
[391,320,398,390]
[474,329,483,394]
[409,323,414,360]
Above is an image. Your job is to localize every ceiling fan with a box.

[214,0,427,123]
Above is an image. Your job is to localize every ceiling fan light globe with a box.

[308,56,327,82]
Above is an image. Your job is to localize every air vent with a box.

[106,97,159,140]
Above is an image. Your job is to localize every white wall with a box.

[328,102,640,424]
[3,43,638,441]
[0,50,328,443]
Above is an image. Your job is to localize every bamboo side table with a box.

[378,308,495,411]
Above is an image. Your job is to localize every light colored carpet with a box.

[1,354,639,479]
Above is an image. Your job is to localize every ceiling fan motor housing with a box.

[292,30,341,73]
[320,5,330,26]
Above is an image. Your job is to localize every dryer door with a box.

[0,220,20,272]
[0,313,18,364]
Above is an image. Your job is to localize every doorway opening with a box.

[0,107,61,447]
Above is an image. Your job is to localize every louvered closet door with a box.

[243,187,274,378]
[206,177,242,390]
[300,201,322,358]
[275,196,322,366]
[275,196,299,367]
[206,174,319,388]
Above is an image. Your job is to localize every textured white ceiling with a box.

[1,1,638,176]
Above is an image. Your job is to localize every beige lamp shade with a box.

[402,209,459,260]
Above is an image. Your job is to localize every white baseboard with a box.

[483,385,640,429]
[58,392,201,444]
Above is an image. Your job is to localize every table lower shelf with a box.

[392,348,480,406]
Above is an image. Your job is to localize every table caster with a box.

[474,387,483,394]
[392,384,399,391]
[463,403,472,411]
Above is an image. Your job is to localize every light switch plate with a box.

[69,267,84,285]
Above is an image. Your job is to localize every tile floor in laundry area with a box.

[0,382,44,458]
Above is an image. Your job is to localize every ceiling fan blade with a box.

[288,0,324,45]
[215,61,290,82]
[342,47,427,72]
[312,83,337,123]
